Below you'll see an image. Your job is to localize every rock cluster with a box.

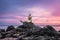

[0,22,60,40]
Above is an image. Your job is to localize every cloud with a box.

[25,7,53,17]
[33,16,60,25]
[0,0,60,26]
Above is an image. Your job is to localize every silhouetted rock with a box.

[44,25,56,32]
[23,22,34,27]
[17,22,41,34]
[22,36,34,40]
[0,33,6,39]
[58,30,60,32]
[0,33,3,39]
[0,29,5,33]
[16,22,60,40]
[0,22,60,40]
[39,25,57,37]
[0,29,5,39]
[6,25,15,32]
[17,25,27,32]
[13,34,20,38]
[34,36,45,40]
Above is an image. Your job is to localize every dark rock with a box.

[0,33,3,39]
[0,33,5,39]
[34,36,45,40]
[44,25,56,32]
[6,25,15,32]
[5,33,13,37]
[0,22,60,40]
[13,34,20,38]
[39,25,57,37]
[0,29,5,33]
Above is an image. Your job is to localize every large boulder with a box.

[39,25,57,37]
[0,33,6,39]
[17,22,41,33]
[6,25,15,32]
[44,25,56,32]
[17,25,27,32]
[0,29,5,33]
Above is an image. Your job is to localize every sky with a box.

[0,0,60,26]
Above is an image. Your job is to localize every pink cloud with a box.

[3,19,19,23]
[49,1,60,17]
[33,16,60,25]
